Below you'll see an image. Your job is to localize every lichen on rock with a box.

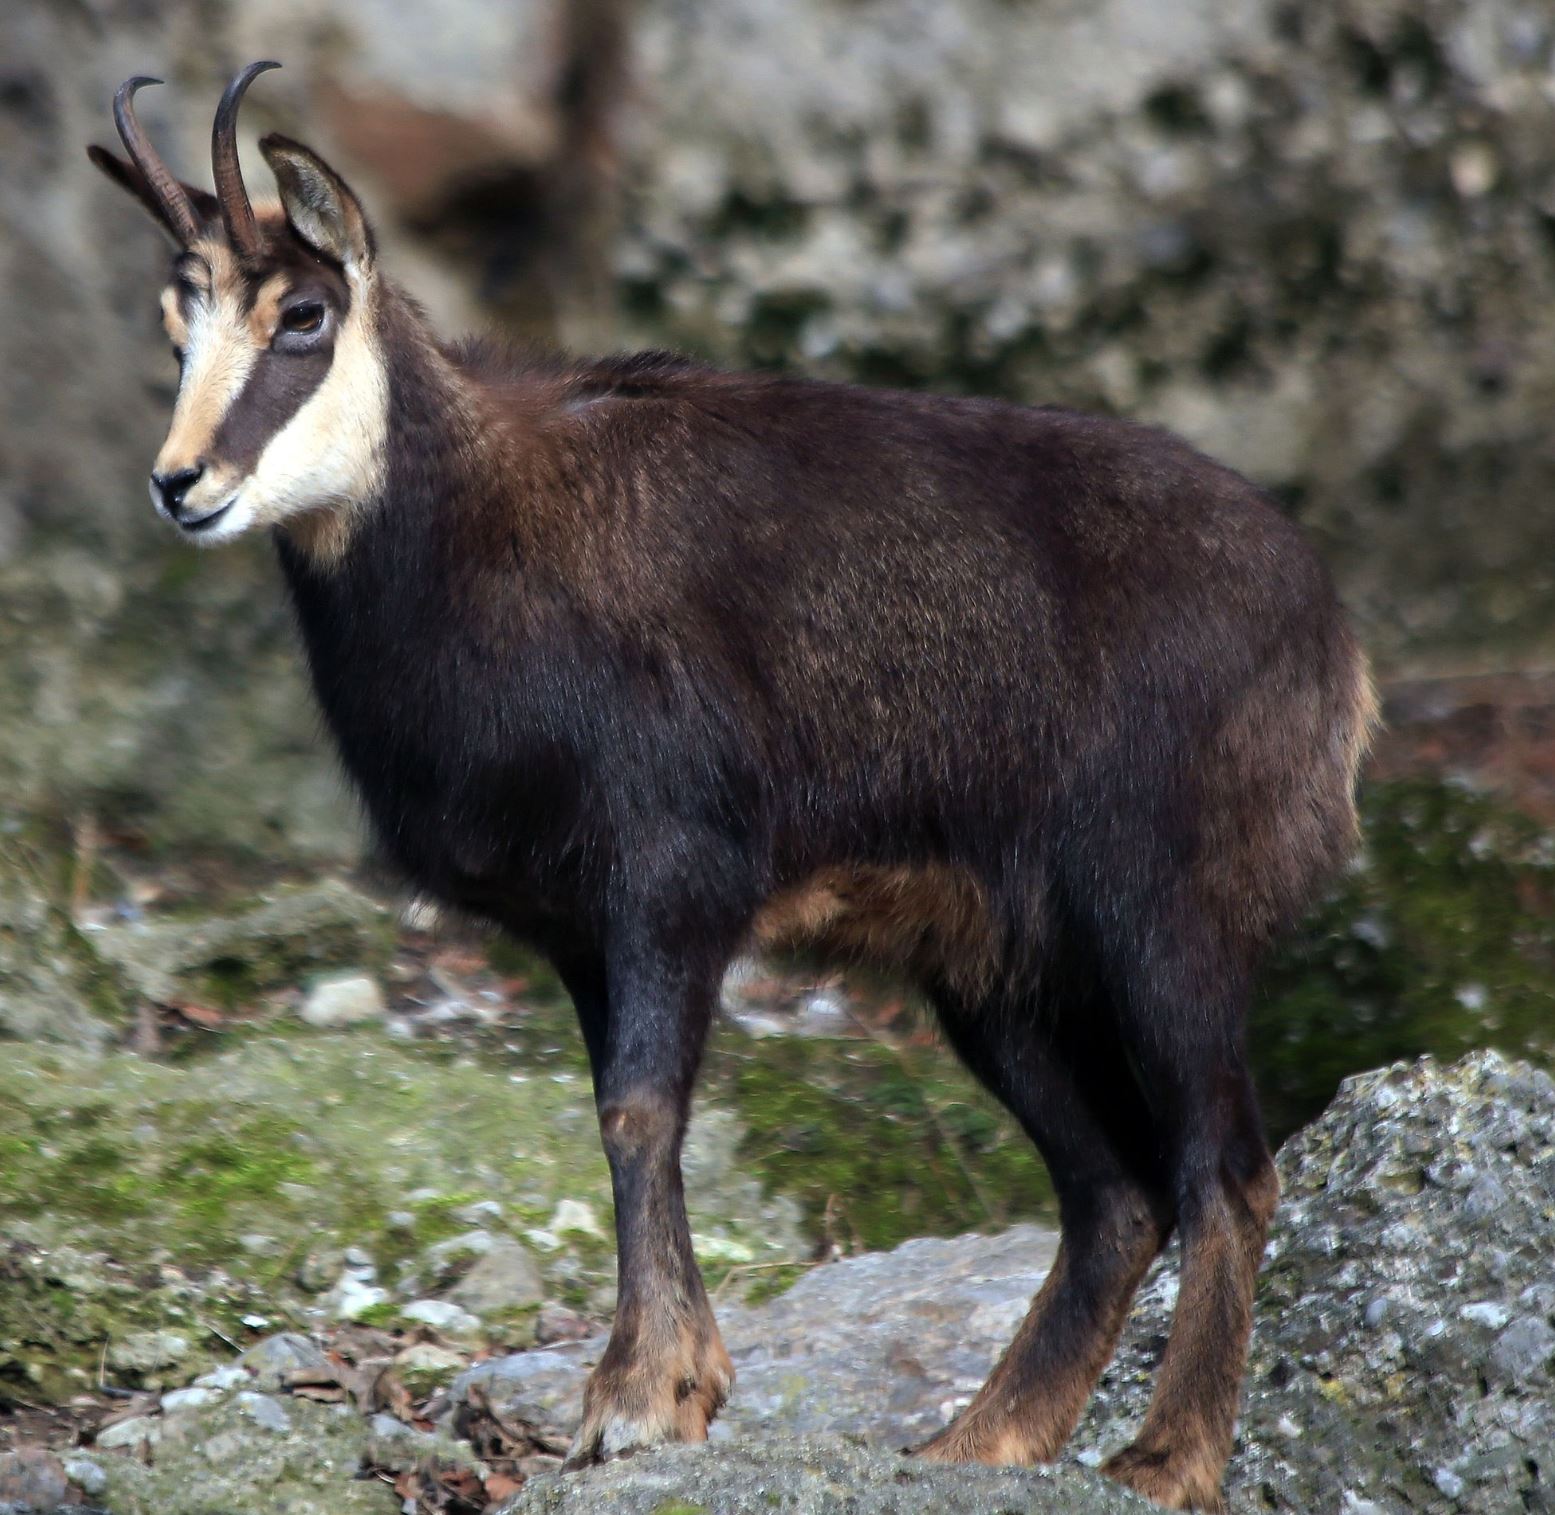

[499,1437,1151,1514]
[1078,1050,1555,1513]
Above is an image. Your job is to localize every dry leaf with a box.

[484,1471,524,1499]
[170,1001,225,1028]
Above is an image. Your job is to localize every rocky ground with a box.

[3,1051,1552,1514]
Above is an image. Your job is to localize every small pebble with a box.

[550,1199,603,1238]
[402,1299,483,1336]
[300,972,386,1028]
[63,1456,109,1496]
[236,1392,292,1434]
[96,1416,161,1450]
[161,1386,218,1414]
[1434,1467,1466,1499]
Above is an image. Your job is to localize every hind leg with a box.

[1079,902,1278,1513]
[917,991,1174,1466]
[1097,1028,1277,1511]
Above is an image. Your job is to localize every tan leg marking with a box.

[918,1193,1165,1467]
[566,1093,732,1468]
[566,1304,733,1466]
[1101,1160,1279,1512]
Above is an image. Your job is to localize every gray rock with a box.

[236,1392,294,1434]
[238,1332,331,1392]
[499,1437,1150,1513]
[1076,1050,1555,1514]
[392,1341,468,1395]
[300,972,387,1028]
[402,1299,483,1338]
[105,1330,190,1375]
[447,1236,545,1317]
[90,1394,393,1515]
[319,1271,391,1321]
[60,1457,107,1498]
[0,1447,101,1512]
[423,1229,496,1272]
[454,1225,1059,1447]
[94,880,389,1006]
[0,865,117,1046]
[1488,1316,1555,1388]
[534,1302,594,1345]
[452,1349,591,1432]
[94,1415,161,1451]
[160,1386,219,1413]
[192,1364,252,1391]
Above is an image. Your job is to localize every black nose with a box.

[152,464,204,520]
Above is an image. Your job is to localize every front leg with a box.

[563,926,734,1467]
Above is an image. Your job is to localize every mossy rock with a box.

[0,839,126,1045]
[84,1394,398,1515]
[90,878,393,1009]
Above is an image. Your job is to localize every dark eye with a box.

[280,302,326,335]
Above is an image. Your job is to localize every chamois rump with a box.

[90,63,1375,1511]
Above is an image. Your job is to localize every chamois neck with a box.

[379,290,493,512]
[278,281,499,575]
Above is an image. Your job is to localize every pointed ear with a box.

[259,133,374,272]
[87,144,220,238]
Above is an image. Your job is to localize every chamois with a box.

[90,64,1375,1511]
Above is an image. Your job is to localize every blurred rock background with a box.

[4,0,1555,854]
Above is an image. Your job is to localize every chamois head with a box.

[89,64,387,548]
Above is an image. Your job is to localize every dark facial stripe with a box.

[211,344,333,473]
[209,244,353,474]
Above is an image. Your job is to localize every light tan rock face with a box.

[4,0,1553,854]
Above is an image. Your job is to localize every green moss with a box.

[705,1034,1054,1253]
[739,1263,810,1307]
[94,1393,397,1515]
[353,1301,403,1330]
[0,1245,248,1402]
[0,1028,799,1402]
[1256,779,1555,1138]
[488,960,1062,1256]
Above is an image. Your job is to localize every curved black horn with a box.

[212,60,281,258]
[113,76,200,245]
